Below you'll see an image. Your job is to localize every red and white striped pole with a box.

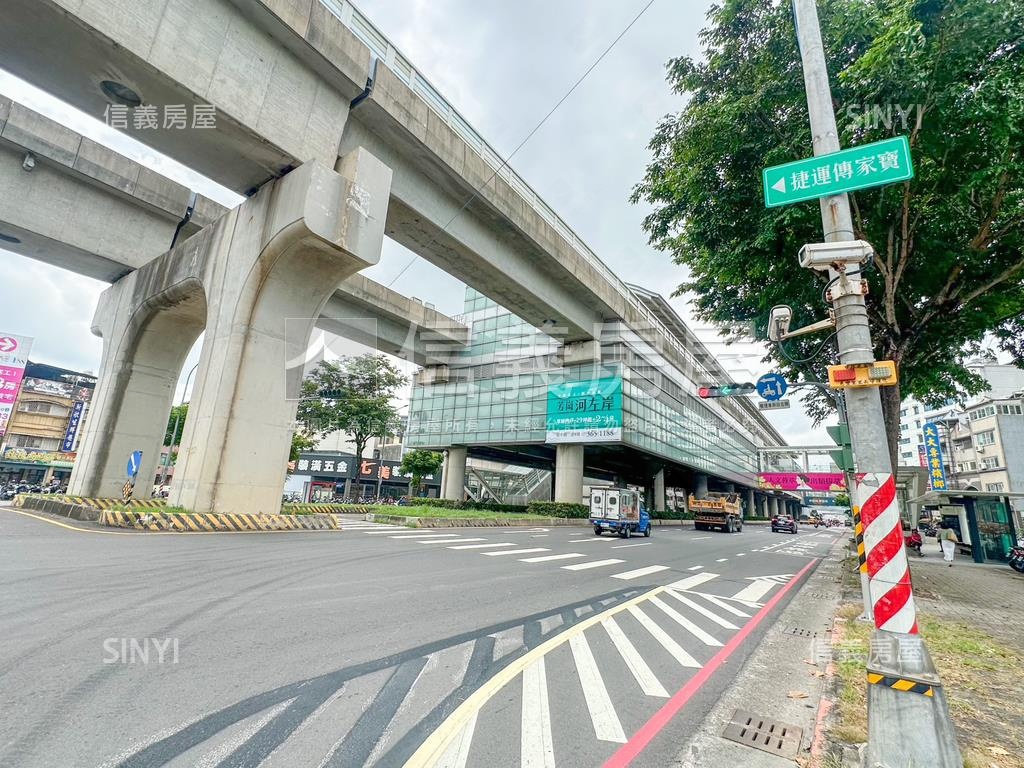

[855,473,917,634]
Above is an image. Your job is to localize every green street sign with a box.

[763,136,914,208]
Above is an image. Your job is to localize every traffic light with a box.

[827,423,855,473]
[697,383,757,398]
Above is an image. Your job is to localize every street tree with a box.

[632,0,1024,462]
[164,403,188,446]
[399,449,444,497]
[297,355,407,463]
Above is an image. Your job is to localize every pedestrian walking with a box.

[939,523,959,566]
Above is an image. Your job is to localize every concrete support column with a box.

[653,468,666,512]
[760,494,770,517]
[554,444,584,504]
[695,473,709,499]
[442,446,467,501]
[746,489,755,520]
[73,153,392,514]
[770,497,780,516]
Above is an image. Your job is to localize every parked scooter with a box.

[1008,544,1024,574]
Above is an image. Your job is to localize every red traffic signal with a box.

[698,386,712,398]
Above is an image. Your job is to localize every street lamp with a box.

[159,362,199,487]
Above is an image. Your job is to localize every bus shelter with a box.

[907,490,1023,564]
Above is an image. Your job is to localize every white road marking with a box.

[715,558,728,562]
[730,580,777,603]
[667,572,719,591]
[664,591,739,630]
[434,711,478,768]
[447,543,515,550]
[648,596,723,646]
[521,657,556,768]
[418,538,487,545]
[193,699,294,768]
[483,548,549,557]
[569,633,627,743]
[388,533,463,539]
[627,606,701,668]
[685,592,751,617]
[580,538,615,543]
[691,536,712,540]
[611,565,670,580]
[735,553,746,557]
[561,559,626,571]
[610,542,652,549]
[686,565,704,571]
[520,553,586,563]
[601,617,669,698]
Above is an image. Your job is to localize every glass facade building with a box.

[408,289,788,486]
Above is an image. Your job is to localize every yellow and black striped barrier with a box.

[63,496,168,510]
[99,509,341,532]
[853,505,867,573]
[867,672,934,697]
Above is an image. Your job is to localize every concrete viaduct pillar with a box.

[746,489,755,521]
[770,497,780,517]
[554,444,584,504]
[652,468,666,513]
[442,446,467,501]
[760,494,770,518]
[69,153,392,513]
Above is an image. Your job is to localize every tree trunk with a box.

[878,381,902,472]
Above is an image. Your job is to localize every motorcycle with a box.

[1008,545,1024,574]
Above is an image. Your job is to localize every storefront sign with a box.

[758,472,846,492]
[922,422,948,491]
[545,377,623,444]
[294,453,438,484]
[0,333,33,445]
[61,400,85,452]
[2,447,76,467]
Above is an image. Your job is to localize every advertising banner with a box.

[2,447,76,467]
[545,377,623,444]
[61,400,86,452]
[758,472,847,492]
[922,422,948,491]
[0,333,33,445]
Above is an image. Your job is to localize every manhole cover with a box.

[785,627,818,638]
[722,709,803,758]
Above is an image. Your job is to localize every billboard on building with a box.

[61,400,86,452]
[758,472,846,492]
[545,377,623,444]
[0,333,33,445]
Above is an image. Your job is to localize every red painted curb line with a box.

[603,557,821,768]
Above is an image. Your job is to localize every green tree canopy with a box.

[399,449,444,496]
[633,0,1024,461]
[164,403,188,446]
[296,355,407,463]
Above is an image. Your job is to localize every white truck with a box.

[589,486,652,538]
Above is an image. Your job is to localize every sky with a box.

[0,0,836,450]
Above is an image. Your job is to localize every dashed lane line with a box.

[447,543,515,550]
[483,548,549,557]
[418,538,488,545]
[520,553,586,563]
[561,559,626,571]
[610,542,652,549]
[686,566,704,571]
[611,565,670,581]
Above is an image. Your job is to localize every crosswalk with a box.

[114,572,797,768]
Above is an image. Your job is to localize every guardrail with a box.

[320,0,782,449]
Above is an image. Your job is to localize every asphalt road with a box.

[0,506,842,768]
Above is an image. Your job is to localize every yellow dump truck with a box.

[688,492,743,533]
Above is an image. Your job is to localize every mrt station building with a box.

[406,288,799,517]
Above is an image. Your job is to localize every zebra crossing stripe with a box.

[627,606,702,668]
[601,617,669,698]
[561,559,626,571]
[521,657,556,768]
[647,596,723,647]
[569,633,627,743]
[666,572,719,591]
[611,565,670,580]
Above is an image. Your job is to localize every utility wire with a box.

[386,0,658,288]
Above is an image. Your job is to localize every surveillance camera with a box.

[21,153,35,172]
[768,305,792,342]
[798,240,873,271]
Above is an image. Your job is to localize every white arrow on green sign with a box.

[763,135,913,208]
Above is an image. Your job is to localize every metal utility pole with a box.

[791,1,961,764]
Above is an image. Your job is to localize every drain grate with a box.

[785,626,818,638]
[721,709,803,758]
